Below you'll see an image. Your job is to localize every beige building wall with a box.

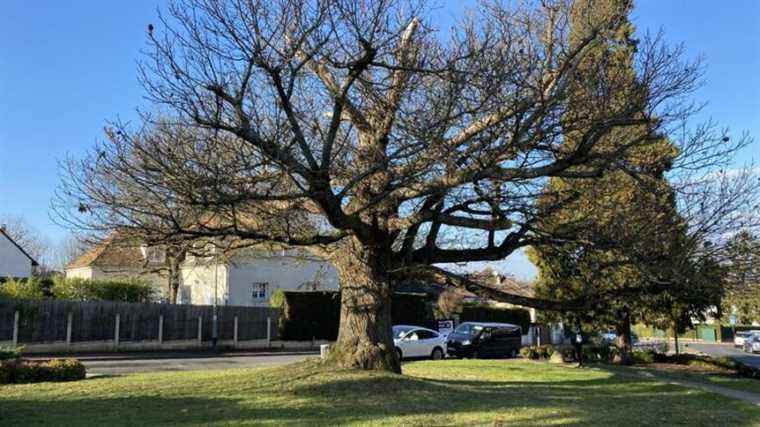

[180,262,228,306]
[65,266,95,280]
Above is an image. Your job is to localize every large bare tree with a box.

[54,0,753,373]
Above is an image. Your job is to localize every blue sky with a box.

[1,1,758,279]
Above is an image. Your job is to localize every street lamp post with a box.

[212,251,219,348]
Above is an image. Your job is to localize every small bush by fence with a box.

[0,298,280,351]
[0,276,158,303]
[0,358,86,384]
[278,291,341,341]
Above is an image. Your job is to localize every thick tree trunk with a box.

[327,240,400,373]
[613,308,633,365]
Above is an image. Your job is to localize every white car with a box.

[735,331,751,347]
[735,330,760,347]
[393,325,447,361]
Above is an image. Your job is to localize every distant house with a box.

[0,227,39,279]
[65,236,339,306]
[65,235,167,286]
[466,268,537,314]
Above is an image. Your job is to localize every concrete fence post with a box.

[197,316,203,347]
[266,317,271,347]
[114,313,120,350]
[12,311,19,347]
[66,312,73,351]
[158,315,164,344]
[233,316,238,348]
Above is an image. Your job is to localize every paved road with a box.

[29,351,317,376]
[685,342,760,368]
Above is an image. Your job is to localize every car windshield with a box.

[392,326,416,339]
[454,323,484,336]
[737,332,750,337]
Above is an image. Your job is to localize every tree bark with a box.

[326,240,400,373]
[673,326,680,356]
[167,255,181,304]
[613,308,633,365]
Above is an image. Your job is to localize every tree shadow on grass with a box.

[0,394,581,427]
[1,396,251,426]
[284,369,759,426]
[3,367,759,426]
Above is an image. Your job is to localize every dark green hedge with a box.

[460,306,531,331]
[0,358,86,384]
[279,291,342,341]
[278,291,433,341]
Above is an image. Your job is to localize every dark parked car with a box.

[446,322,522,359]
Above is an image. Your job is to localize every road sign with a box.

[438,319,454,336]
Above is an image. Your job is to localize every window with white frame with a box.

[252,282,268,301]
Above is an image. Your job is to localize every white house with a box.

[65,237,339,306]
[0,227,39,279]
[179,247,339,306]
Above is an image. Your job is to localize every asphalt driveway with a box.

[685,342,760,369]
[28,350,318,376]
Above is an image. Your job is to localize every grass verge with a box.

[630,363,760,395]
[1,359,758,426]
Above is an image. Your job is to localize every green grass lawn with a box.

[1,359,758,426]
[703,375,760,395]
[629,365,760,396]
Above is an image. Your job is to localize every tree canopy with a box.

[54,0,756,373]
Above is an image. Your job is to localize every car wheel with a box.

[431,347,444,360]
[396,348,403,361]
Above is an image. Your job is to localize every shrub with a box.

[519,346,537,359]
[12,361,46,383]
[0,345,22,361]
[0,358,86,384]
[279,291,341,341]
[52,277,155,303]
[632,350,656,364]
[549,351,565,364]
[581,344,613,363]
[536,345,554,358]
[0,362,11,384]
[44,359,87,381]
[558,346,576,362]
[269,288,286,308]
[0,278,44,300]
[520,345,557,360]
